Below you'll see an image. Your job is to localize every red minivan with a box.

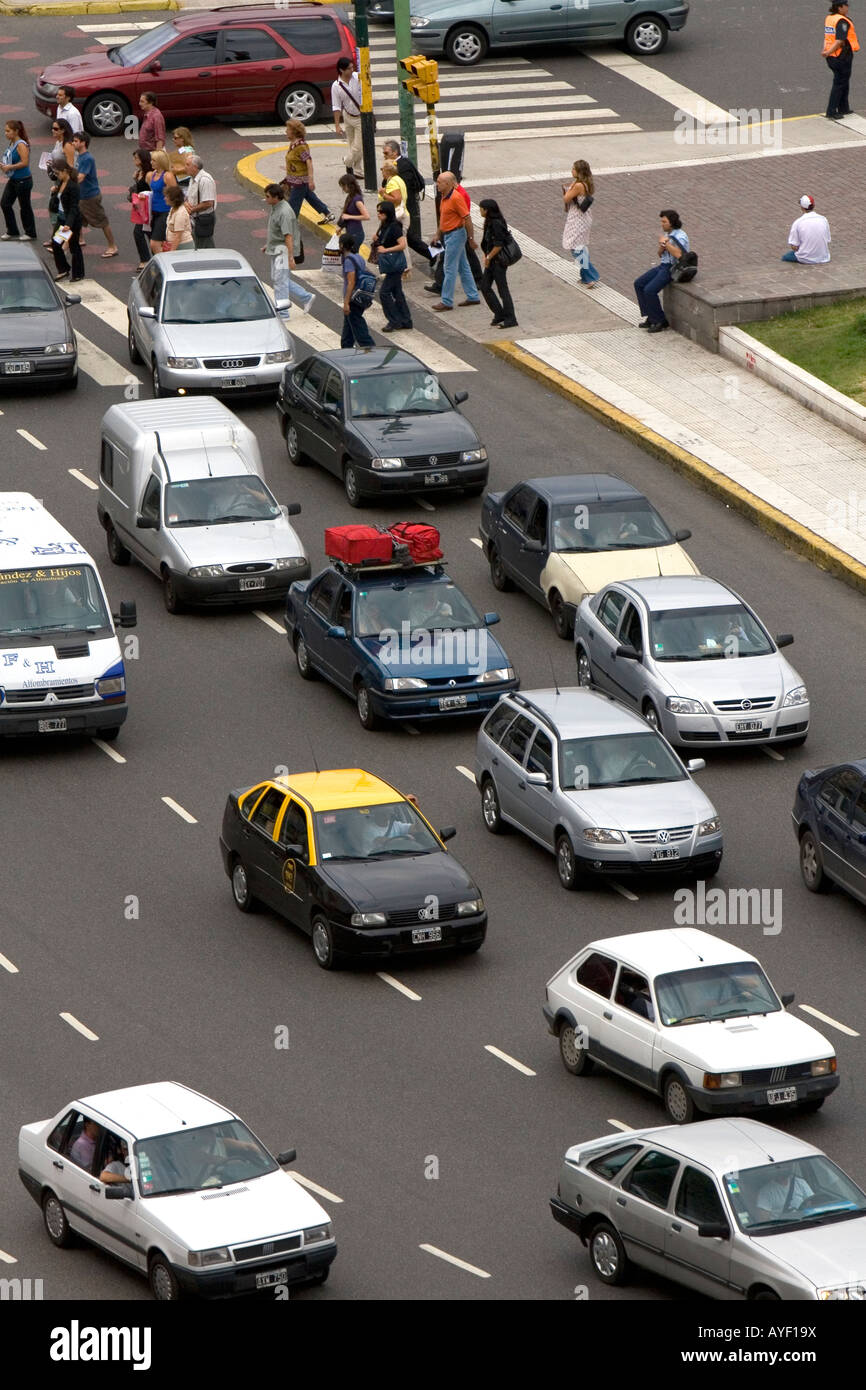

[34,5,356,136]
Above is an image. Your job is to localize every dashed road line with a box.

[161,796,198,825]
[609,881,639,901]
[0,1249,17,1264]
[68,468,98,490]
[60,1012,99,1041]
[419,1244,491,1278]
[376,972,422,1001]
[761,746,785,761]
[455,765,475,783]
[484,1044,536,1077]
[799,1004,860,1037]
[415,498,435,512]
[77,335,139,388]
[17,429,45,451]
[469,537,483,548]
[608,1119,635,1132]
[0,952,19,974]
[290,1172,344,1204]
[92,737,126,764]
[253,609,285,635]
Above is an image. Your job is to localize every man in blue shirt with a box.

[72,132,117,257]
[634,208,689,333]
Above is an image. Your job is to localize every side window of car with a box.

[597,589,627,635]
[851,783,866,832]
[619,602,644,655]
[308,572,341,619]
[335,583,353,632]
[575,951,617,999]
[139,262,158,304]
[240,784,267,821]
[157,31,219,69]
[525,498,548,545]
[47,1109,77,1154]
[280,799,310,857]
[818,768,861,818]
[300,358,329,401]
[220,26,285,63]
[675,1166,727,1226]
[499,713,536,764]
[587,1144,642,1182]
[503,485,536,533]
[481,703,517,746]
[624,1149,681,1209]
[614,967,655,1021]
[269,16,341,54]
[323,370,344,415]
[526,729,553,779]
[249,787,287,838]
[140,475,161,525]
[64,1112,104,1175]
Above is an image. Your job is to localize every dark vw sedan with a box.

[794,759,866,907]
[220,769,486,969]
[277,348,488,507]
[0,242,79,389]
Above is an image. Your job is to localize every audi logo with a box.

[428,455,438,465]
[221,358,244,369]
[657,829,670,843]
[741,699,752,711]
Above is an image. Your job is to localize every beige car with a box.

[480,474,697,640]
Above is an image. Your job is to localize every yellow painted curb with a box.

[0,0,176,12]
[235,145,371,258]
[488,340,866,597]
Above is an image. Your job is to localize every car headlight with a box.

[819,1284,866,1300]
[697,816,721,837]
[188,1247,230,1267]
[351,912,386,927]
[703,1072,742,1089]
[583,828,625,844]
[43,341,75,355]
[460,448,487,463]
[96,676,125,698]
[188,564,225,578]
[274,555,307,570]
[40,81,59,96]
[476,667,514,683]
[811,1057,836,1076]
[265,349,294,364]
[166,356,200,369]
[666,696,706,714]
[371,457,403,470]
[303,1223,332,1244]
[457,898,484,915]
[410,14,430,26]
[384,677,427,690]
[783,684,808,707]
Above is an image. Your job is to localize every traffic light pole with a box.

[353,0,378,193]
[425,103,440,181]
[393,0,417,164]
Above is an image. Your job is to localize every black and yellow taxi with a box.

[219,769,486,969]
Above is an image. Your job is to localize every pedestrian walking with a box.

[45,117,76,247]
[382,137,431,262]
[782,194,832,262]
[371,200,412,332]
[340,232,375,348]
[336,173,370,252]
[137,92,166,152]
[184,154,217,249]
[431,171,481,313]
[72,132,118,257]
[283,119,332,224]
[262,183,316,318]
[380,160,409,229]
[55,86,83,136]
[633,209,688,333]
[331,56,363,175]
[170,127,195,188]
[824,1,859,119]
[50,157,84,283]
[165,184,194,250]
[1,120,37,241]
[425,177,480,294]
[128,147,152,269]
[562,159,599,287]
[479,198,517,328]
[146,150,176,255]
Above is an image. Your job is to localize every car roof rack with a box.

[509,692,559,736]
[330,557,446,578]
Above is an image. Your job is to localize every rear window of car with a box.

[587,1144,641,1182]
[481,703,516,745]
[575,951,617,998]
[269,17,341,54]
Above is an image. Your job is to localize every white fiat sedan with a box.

[18,1081,336,1299]
[544,929,838,1123]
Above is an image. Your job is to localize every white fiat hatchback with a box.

[18,1081,336,1299]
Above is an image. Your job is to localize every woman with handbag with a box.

[562,159,600,288]
[370,200,412,332]
[283,119,332,224]
[128,148,152,269]
[44,117,77,248]
[50,157,84,283]
[336,174,370,253]
[165,184,194,251]
[147,150,176,255]
[380,161,409,230]
[479,198,518,329]
[340,232,375,349]
[1,120,37,241]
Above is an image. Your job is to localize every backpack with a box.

[670,249,698,283]
[401,157,427,200]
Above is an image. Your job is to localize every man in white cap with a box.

[781,195,831,263]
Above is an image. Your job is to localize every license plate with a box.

[438,694,467,710]
[255,1267,287,1289]
[239,577,266,591]
[219,376,248,389]
[651,847,680,861]
[734,720,764,732]
[424,472,449,485]
[412,926,442,944]
[767,1086,797,1106]
[4,361,32,375]
[38,718,67,733]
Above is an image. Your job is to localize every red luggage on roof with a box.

[386,522,443,562]
[324,525,393,564]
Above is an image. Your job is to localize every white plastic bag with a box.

[321,233,342,273]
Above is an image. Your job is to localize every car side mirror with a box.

[284,502,301,517]
[136,515,158,531]
[105,1182,134,1201]
[674,528,692,542]
[483,612,500,626]
[775,633,794,648]
[453,390,469,404]
[148,61,161,74]
[615,644,640,660]
[276,1149,297,1167]
[520,538,544,553]
[438,826,457,841]
[327,624,347,640]
[780,991,795,1007]
[114,600,137,629]
[525,770,550,787]
[138,305,155,319]
[697,1221,730,1240]
[64,294,81,307]
[686,758,705,772]
[322,401,340,416]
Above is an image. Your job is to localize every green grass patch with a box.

[746,297,866,406]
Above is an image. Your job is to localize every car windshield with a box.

[162,277,272,325]
[551,499,674,552]
[315,801,441,860]
[654,961,780,1026]
[559,731,686,789]
[355,579,481,637]
[164,476,280,527]
[111,21,176,66]
[133,1120,278,1197]
[348,369,451,418]
[725,1155,866,1235]
[0,564,111,646]
[649,603,773,661]
[0,271,58,314]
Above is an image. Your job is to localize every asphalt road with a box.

[1,12,866,1309]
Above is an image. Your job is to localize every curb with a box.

[235,145,348,250]
[0,1,177,12]
[488,340,866,598]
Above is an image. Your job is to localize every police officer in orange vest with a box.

[824,1,859,119]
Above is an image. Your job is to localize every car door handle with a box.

[603,1011,612,1020]
[89,1184,101,1193]
[52,1160,64,1170]
[270,64,286,70]
[518,780,526,790]
[670,1221,682,1232]
[615,1196,626,1207]
[197,71,213,77]
[491,756,499,766]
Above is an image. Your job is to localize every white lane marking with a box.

[254,118,635,144]
[161,796,198,825]
[586,50,736,126]
[370,59,533,76]
[289,1172,344,1204]
[484,1044,536,1077]
[799,1004,860,1037]
[60,1012,99,1041]
[0,952,19,974]
[16,429,46,451]
[455,765,475,782]
[76,20,160,30]
[419,1244,491,1279]
[253,609,285,635]
[77,335,139,388]
[761,745,785,761]
[0,1250,18,1264]
[608,1119,634,1132]
[292,312,343,353]
[609,881,639,901]
[68,467,98,490]
[74,281,129,337]
[470,537,483,549]
[376,972,422,1001]
[415,498,435,512]
[92,737,126,764]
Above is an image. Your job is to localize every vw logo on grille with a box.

[657,829,670,843]
[222,358,244,369]
[428,455,438,465]
[418,903,436,921]
[741,699,752,711]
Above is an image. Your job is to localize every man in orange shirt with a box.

[432,171,481,312]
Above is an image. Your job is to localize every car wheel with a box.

[481,777,507,834]
[343,463,367,508]
[295,635,317,681]
[42,1191,74,1248]
[555,833,582,890]
[127,317,142,365]
[549,591,571,641]
[97,727,120,742]
[356,682,379,730]
[589,1221,628,1286]
[148,1253,181,1301]
[663,1073,695,1124]
[558,1021,593,1076]
[285,420,305,466]
[151,359,168,399]
[800,830,830,893]
[642,699,661,732]
[231,857,258,913]
[311,916,342,970]
[751,1288,781,1301]
[488,547,512,592]
[309,1265,330,1285]
[277,83,321,125]
[162,570,183,615]
[105,522,131,567]
[83,92,131,138]
[445,23,489,65]
[576,645,592,687]
[625,16,668,54]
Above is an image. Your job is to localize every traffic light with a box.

[401,54,440,105]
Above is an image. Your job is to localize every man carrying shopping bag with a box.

[262,183,315,316]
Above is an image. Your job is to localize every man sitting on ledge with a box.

[782,195,831,263]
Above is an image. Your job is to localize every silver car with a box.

[575,575,810,749]
[474,688,722,888]
[552,1118,866,1300]
[127,250,294,399]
